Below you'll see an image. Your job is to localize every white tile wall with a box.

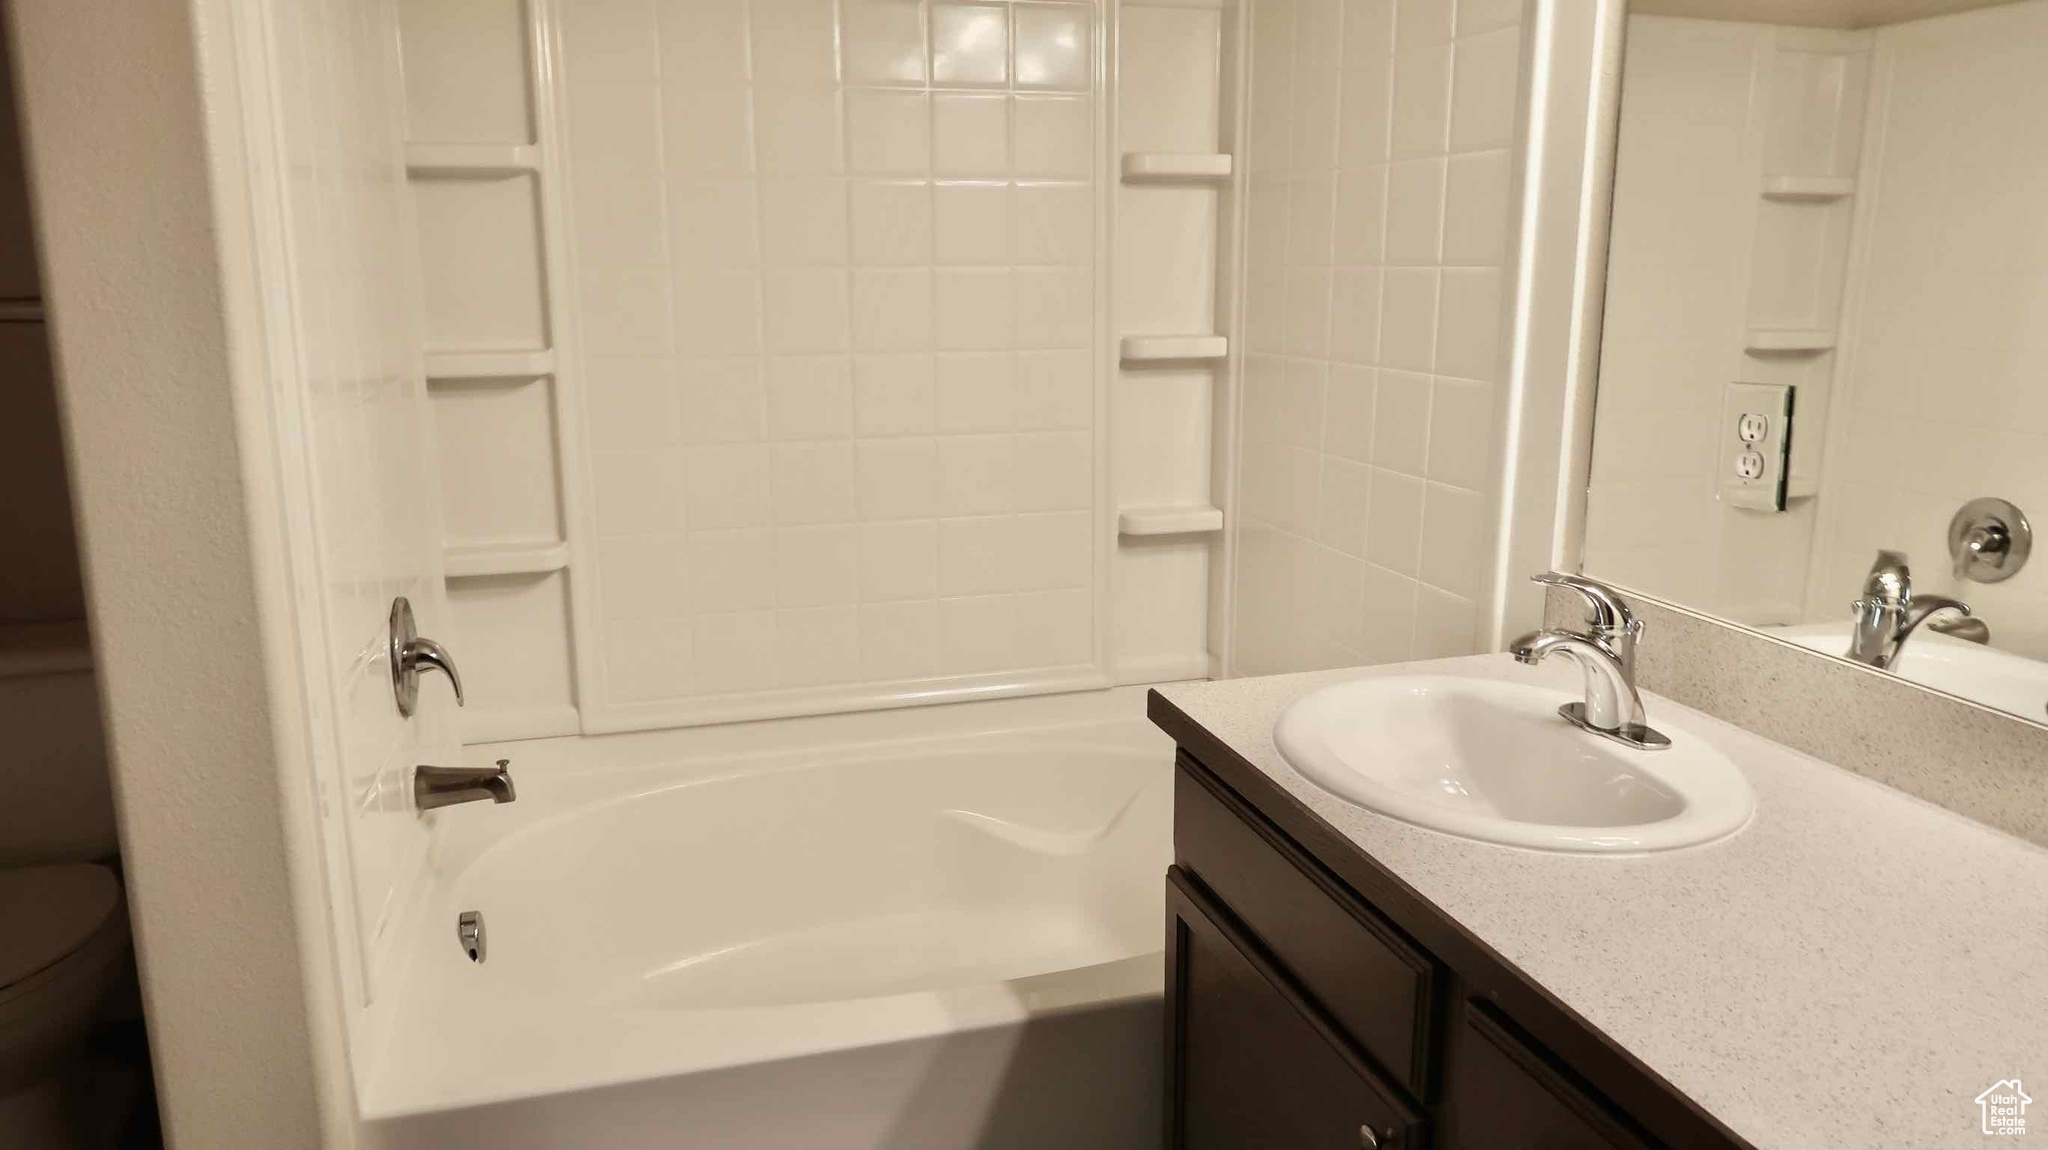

[1234,0,1523,675]
[561,0,1103,715]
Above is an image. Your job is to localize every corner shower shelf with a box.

[444,541,571,579]
[1761,175,1855,202]
[1121,153,1234,182]
[405,143,541,177]
[424,350,556,381]
[1120,334,1228,362]
[1744,328,1836,354]
[1118,505,1225,537]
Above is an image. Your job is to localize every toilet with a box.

[0,865,128,1134]
[0,621,130,1142]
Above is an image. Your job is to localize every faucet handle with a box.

[1860,548,1912,602]
[389,596,466,717]
[1530,572,1636,634]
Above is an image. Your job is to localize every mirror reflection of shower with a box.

[1582,0,2048,722]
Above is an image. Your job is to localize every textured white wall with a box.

[5,0,359,1144]
[1233,0,1525,674]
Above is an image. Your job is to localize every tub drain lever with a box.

[458,910,486,963]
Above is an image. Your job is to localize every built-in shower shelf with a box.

[1117,505,1225,537]
[444,541,571,578]
[1121,153,1234,182]
[1760,175,1855,202]
[405,143,541,177]
[1744,328,1836,354]
[425,350,555,381]
[1120,334,1228,362]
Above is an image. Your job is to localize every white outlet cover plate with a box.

[1722,383,1793,511]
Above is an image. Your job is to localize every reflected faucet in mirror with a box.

[1844,551,1973,671]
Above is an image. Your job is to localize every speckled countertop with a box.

[1155,654,2048,1150]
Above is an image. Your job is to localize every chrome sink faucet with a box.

[1844,550,1971,671]
[1508,573,1670,750]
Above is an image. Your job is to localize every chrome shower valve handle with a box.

[389,596,465,717]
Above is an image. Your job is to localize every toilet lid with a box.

[0,864,121,991]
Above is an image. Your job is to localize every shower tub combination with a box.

[361,688,1173,1149]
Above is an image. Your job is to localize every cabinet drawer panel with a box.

[1175,757,1436,1093]
[1168,870,1426,1150]
[1448,1002,1655,1150]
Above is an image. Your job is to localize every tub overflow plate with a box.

[458,910,485,963]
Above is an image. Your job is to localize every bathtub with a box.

[362,685,1175,1149]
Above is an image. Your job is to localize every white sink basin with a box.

[1272,675,1753,853]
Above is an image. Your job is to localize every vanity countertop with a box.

[1153,654,2048,1150]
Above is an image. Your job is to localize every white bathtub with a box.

[362,686,1174,1149]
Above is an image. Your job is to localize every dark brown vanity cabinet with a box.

[1162,739,1751,1150]
[1167,875,1425,1149]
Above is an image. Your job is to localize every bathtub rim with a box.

[361,948,1164,1120]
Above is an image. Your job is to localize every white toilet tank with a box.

[0,622,116,866]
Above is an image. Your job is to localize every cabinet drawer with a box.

[1447,1002,1654,1150]
[1175,757,1437,1093]
[1168,870,1427,1150]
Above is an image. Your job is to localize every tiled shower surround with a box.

[1233,0,1523,674]
[562,0,1102,711]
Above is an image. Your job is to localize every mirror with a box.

[1581,0,2048,722]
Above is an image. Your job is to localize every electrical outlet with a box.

[1722,383,1794,512]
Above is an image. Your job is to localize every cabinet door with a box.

[1167,869,1426,1150]
[1445,1002,1654,1150]
[1174,758,1437,1094]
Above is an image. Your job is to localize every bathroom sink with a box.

[1272,675,1753,852]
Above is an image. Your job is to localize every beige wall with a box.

[7,1,357,1145]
